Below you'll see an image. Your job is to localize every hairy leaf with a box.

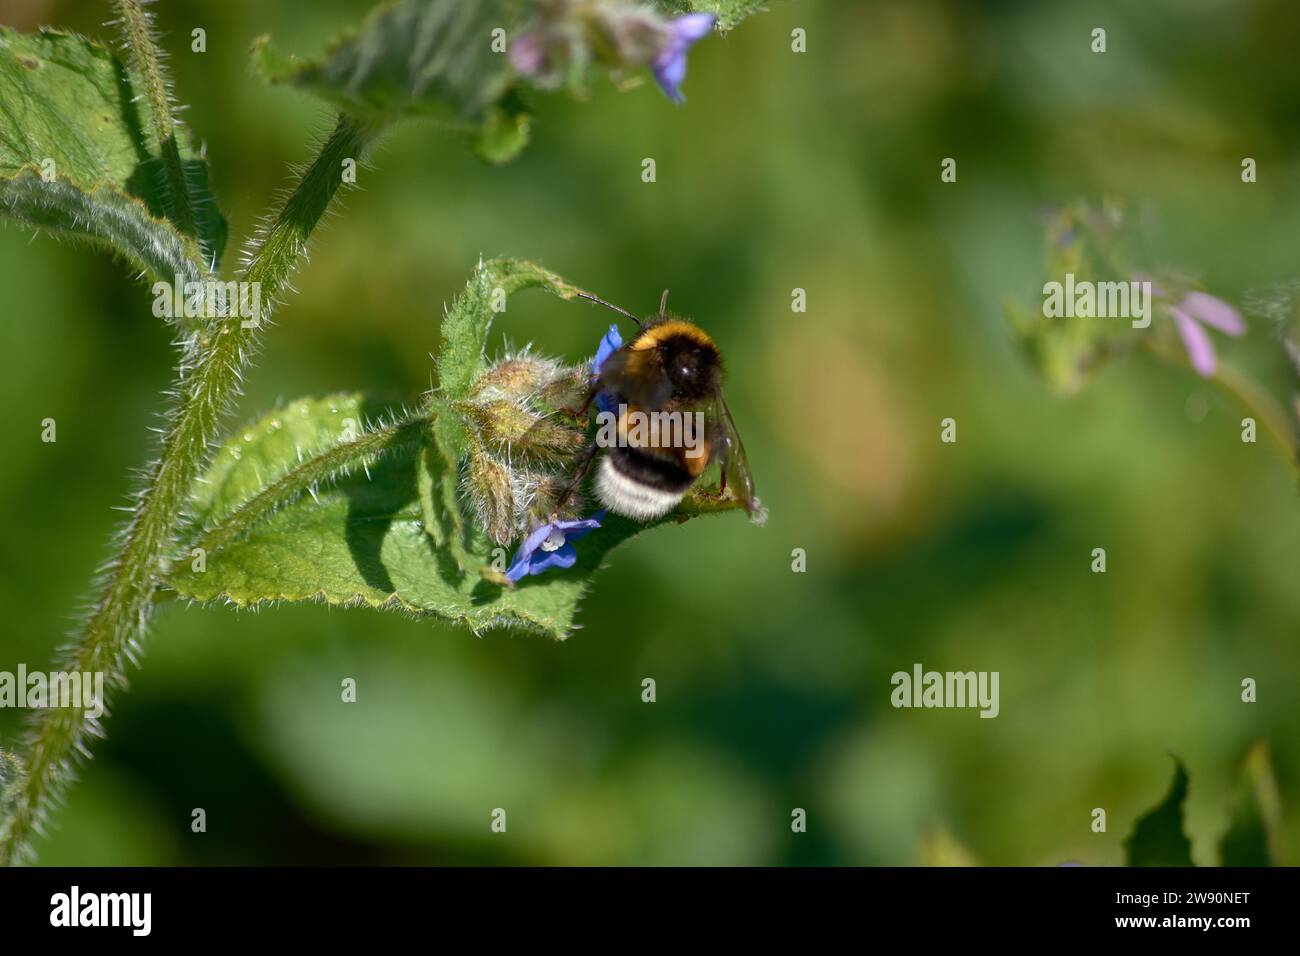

[1219,740,1283,866]
[419,397,480,575]
[0,168,205,286]
[187,393,377,530]
[0,27,226,265]
[168,397,690,638]
[251,0,526,161]
[1124,757,1194,867]
[436,257,584,407]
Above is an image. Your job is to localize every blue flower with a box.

[651,13,715,104]
[592,323,622,413]
[506,514,606,583]
[594,323,622,373]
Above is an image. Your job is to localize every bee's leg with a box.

[558,384,599,420]
[551,441,600,518]
[693,469,730,503]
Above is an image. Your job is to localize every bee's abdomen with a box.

[595,447,693,520]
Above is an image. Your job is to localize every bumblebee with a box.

[569,289,765,524]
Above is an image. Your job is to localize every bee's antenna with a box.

[575,290,643,328]
[659,289,670,316]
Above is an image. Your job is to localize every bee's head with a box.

[661,335,720,400]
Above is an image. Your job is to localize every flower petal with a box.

[531,543,578,574]
[506,523,554,580]
[593,326,622,413]
[1179,291,1244,337]
[669,13,718,44]
[593,324,622,375]
[509,33,545,76]
[505,552,534,583]
[505,512,605,582]
[1171,305,1218,377]
[519,521,558,555]
[652,54,688,103]
[556,512,605,539]
[651,14,715,103]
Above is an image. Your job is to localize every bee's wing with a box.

[712,388,766,524]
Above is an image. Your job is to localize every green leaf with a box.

[0,27,227,266]
[169,398,687,638]
[0,168,205,287]
[1124,757,1195,867]
[169,402,737,637]
[471,91,532,166]
[186,393,375,532]
[1219,740,1284,866]
[650,0,773,33]
[252,0,525,154]
[436,257,584,406]
[418,397,480,575]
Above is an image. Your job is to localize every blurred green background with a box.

[1,0,1297,865]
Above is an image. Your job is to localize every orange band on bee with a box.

[631,320,716,351]
[616,403,711,467]
[679,438,712,476]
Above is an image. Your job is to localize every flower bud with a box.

[457,397,586,463]
[464,441,517,546]
[469,354,565,401]
[519,469,588,524]
[537,365,591,414]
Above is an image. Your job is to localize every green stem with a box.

[0,115,375,866]
[1148,339,1300,476]
[111,0,198,246]
[1211,362,1300,473]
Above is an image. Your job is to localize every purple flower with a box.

[651,13,715,103]
[510,32,547,76]
[506,514,605,582]
[593,323,622,414]
[1168,291,1245,377]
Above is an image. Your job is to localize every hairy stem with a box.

[111,0,198,245]
[0,115,375,865]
